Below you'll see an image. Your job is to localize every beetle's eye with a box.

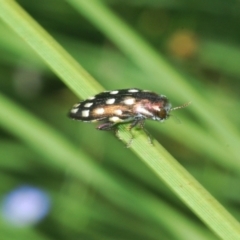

[155,99,172,120]
[157,109,168,119]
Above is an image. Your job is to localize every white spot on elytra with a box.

[124,98,135,105]
[109,116,122,122]
[88,96,95,100]
[110,90,119,94]
[95,108,105,114]
[114,109,122,115]
[82,110,90,117]
[84,102,93,108]
[106,98,115,104]
[128,89,139,93]
[71,108,78,114]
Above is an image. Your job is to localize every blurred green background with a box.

[0,0,240,239]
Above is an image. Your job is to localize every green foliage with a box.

[0,0,240,239]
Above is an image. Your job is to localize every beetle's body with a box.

[69,88,190,146]
[69,88,171,130]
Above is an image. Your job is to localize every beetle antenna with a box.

[171,101,191,112]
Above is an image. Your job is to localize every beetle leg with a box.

[97,122,115,130]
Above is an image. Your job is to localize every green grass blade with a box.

[68,0,240,165]
[0,1,240,239]
[0,93,215,240]
[117,128,240,239]
[0,0,102,99]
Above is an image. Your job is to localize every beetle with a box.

[69,88,189,146]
